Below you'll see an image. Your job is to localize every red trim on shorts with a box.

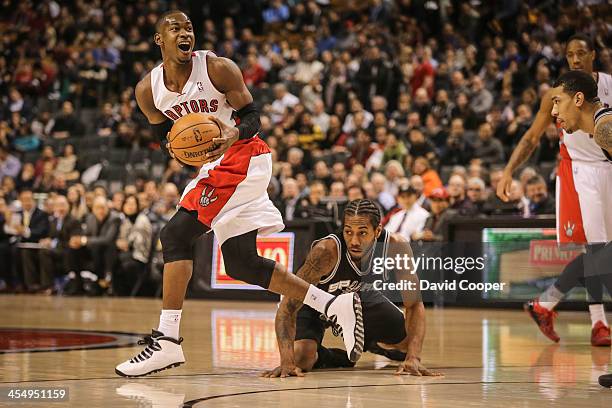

[557,144,587,244]
[179,137,270,227]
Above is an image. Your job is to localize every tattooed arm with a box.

[497,88,556,201]
[594,117,612,157]
[262,238,338,378]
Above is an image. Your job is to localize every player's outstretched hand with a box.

[261,364,304,378]
[206,116,239,163]
[496,171,513,202]
[395,357,443,377]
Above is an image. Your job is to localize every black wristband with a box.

[236,103,261,140]
[152,121,173,143]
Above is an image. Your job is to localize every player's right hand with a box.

[496,171,513,202]
[261,364,304,378]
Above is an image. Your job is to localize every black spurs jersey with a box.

[313,229,391,295]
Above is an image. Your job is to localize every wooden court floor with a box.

[0,295,610,407]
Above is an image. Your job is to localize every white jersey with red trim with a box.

[560,72,612,163]
[150,50,234,125]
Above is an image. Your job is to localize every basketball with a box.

[168,113,220,166]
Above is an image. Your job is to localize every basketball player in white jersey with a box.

[497,34,612,346]
[115,10,364,377]
[548,69,612,389]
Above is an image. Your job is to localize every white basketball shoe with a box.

[115,330,185,377]
[325,292,365,362]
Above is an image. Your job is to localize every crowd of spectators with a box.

[0,0,610,295]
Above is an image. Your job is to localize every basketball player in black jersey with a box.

[549,70,612,388]
[263,199,442,377]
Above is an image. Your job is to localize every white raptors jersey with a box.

[560,72,612,162]
[150,50,234,125]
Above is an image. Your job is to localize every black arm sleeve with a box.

[152,121,173,143]
[236,103,261,140]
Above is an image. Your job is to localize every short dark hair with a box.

[567,33,594,51]
[526,175,546,187]
[344,199,382,227]
[553,70,599,103]
[156,10,188,32]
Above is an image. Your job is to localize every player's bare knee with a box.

[294,340,318,371]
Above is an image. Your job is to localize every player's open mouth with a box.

[177,42,191,52]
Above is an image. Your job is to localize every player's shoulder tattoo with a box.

[594,119,612,151]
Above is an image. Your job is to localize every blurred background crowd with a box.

[0,0,610,296]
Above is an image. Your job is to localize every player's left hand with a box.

[395,356,443,377]
[261,364,305,378]
[206,116,239,162]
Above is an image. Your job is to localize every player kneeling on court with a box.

[263,199,442,377]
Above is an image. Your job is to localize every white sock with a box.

[303,285,334,314]
[158,309,182,340]
[589,304,608,328]
[538,285,564,311]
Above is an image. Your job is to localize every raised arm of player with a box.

[379,233,442,376]
[262,239,338,378]
[497,88,556,201]
[206,55,261,162]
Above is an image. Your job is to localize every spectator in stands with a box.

[382,132,408,167]
[412,157,443,198]
[67,185,88,222]
[51,101,84,139]
[312,160,332,188]
[271,83,299,124]
[329,181,346,199]
[54,144,79,182]
[263,0,290,24]
[525,175,555,216]
[412,187,456,242]
[38,195,81,295]
[470,76,494,119]
[447,174,474,215]
[114,195,153,296]
[0,145,21,180]
[8,189,50,292]
[162,159,190,191]
[242,53,267,88]
[409,175,430,211]
[370,172,395,212]
[441,118,474,166]
[275,177,300,221]
[34,146,57,178]
[385,185,429,242]
[66,196,121,295]
[347,185,365,201]
[0,197,11,291]
[296,180,328,219]
[407,128,437,165]
[472,122,505,166]
[96,102,119,137]
[466,177,487,215]
[537,123,560,164]
[152,183,179,222]
[2,176,18,203]
[505,103,534,149]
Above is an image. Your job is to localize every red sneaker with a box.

[524,300,560,343]
[591,321,611,347]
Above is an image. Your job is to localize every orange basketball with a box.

[168,113,220,166]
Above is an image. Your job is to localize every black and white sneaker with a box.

[115,330,185,377]
[324,292,364,362]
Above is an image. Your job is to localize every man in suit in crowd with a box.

[38,195,82,294]
[66,195,120,294]
[6,189,50,292]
